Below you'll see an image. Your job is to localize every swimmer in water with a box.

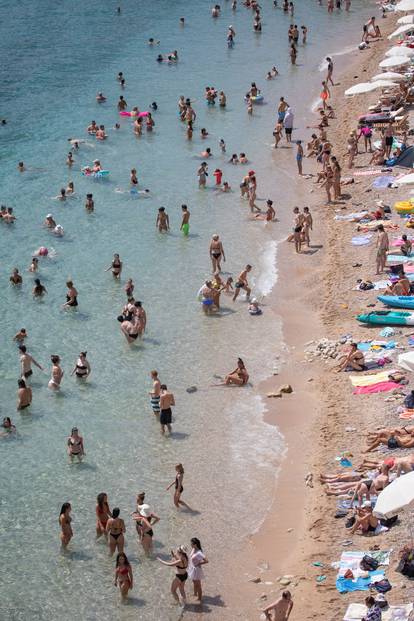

[118,95,127,111]
[13,328,27,343]
[201,147,212,158]
[156,207,170,232]
[219,138,226,153]
[52,188,66,201]
[220,181,231,192]
[85,194,94,212]
[18,161,26,172]
[66,152,74,167]
[105,253,123,279]
[200,128,209,139]
[29,257,39,273]
[148,38,160,45]
[66,181,75,195]
[150,102,158,111]
[33,278,47,298]
[180,204,190,236]
[96,92,106,102]
[1,417,16,437]
[71,352,91,380]
[63,280,78,308]
[48,355,63,391]
[17,378,32,410]
[67,427,85,462]
[10,268,22,285]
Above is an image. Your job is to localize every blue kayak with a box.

[378,295,414,309]
[357,310,414,326]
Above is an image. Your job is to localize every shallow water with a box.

[0,0,375,618]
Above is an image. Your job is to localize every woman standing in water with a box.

[166,464,191,510]
[59,502,73,548]
[189,538,208,603]
[48,355,64,390]
[63,281,78,308]
[105,253,123,279]
[114,552,133,599]
[106,507,126,556]
[71,352,91,380]
[133,503,160,556]
[96,493,111,539]
[67,427,85,463]
[157,546,189,605]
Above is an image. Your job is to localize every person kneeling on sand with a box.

[262,590,293,621]
[336,343,365,372]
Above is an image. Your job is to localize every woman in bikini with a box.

[106,507,126,556]
[105,253,123,279]
[224,358,249,386]
[59,502,73,548]
[209,234,225,273]
[71,352,91,380]
[48,355,63,391]
[114,552,133,599]
[166,464,191,510]
[157,547,189,605]
[132,503,160,556]
[96,492,111,539]
[67,427,85,463]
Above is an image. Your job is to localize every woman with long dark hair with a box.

[188,538,208,602]
[96,493,111,539]
[157,546,188,605]
[114,552,133,599]
[59,502,73,548]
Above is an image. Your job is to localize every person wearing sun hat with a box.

[44,213,56,228]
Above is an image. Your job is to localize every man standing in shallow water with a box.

[149,370,161,415]
[180,204,190,236]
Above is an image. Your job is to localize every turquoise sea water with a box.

[0,1,375,619]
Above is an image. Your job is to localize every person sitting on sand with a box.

[369,147,386,166]
[401,235,413,257]
[306,134,320,157]
[348,503,379,535]
[336,343,365,372]
[383,275,411,297]
[350,464,390,506]
[224,358,249,386]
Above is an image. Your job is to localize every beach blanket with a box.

[353,169,391,177]
[337,551,391,576]
[353,381,401,395]
[335,211,368,222]
[404,264,414,273]
[391,237,414,247]
[344,603,413,621]
[353,281,389,291]
[358,222,399,232]
[372,176,396,189]
[352,235,373,246]
[386,254,414,263]
[399,409,414,420]
[350,370,398,387]
[336,570,385,593]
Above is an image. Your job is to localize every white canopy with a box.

[398,15,414,24]
[344,82,377,96]
[370,80,399,89]
[398,351,414,371]
[395,173,414,185]
[389,24,414,39]
[371,71,406,81]
[374,471,414,519]
[396,0,414,12]
[379,55,411,68]
[385,45,414,56]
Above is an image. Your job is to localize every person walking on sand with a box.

[160,384,175,435]
[376,224,389,275]
[303,206,313,247]
[295,141,303,175]
[233,265,252,302]
[209,234,226,273]
[262,590,293,621]
[149,369,161,415]
[166,463,192,510]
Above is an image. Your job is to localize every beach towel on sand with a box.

[399,409,414,420]
[344,603,413,621]
[336,570,384,593]
[350,370,398,387]
[386,254,414,264]
[353,381,401,395]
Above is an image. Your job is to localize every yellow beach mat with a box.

[349,369,398,387]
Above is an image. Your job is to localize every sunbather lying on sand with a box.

[364,427,414,452]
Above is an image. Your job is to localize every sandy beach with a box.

[223,10,414,620]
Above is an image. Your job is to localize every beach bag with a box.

[373,578,392,593]
[360,555,379,571]
[387,436,399,449]
[380,515,398,528]
[401,560,414,578]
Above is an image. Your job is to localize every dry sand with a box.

[223,12,414,621]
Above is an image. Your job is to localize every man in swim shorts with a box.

[159,384,175,435]
[180,204,190,236]
[149,370,161,415]
[277,97,289,122]
[233,265,252,302]
[19,345,43,379]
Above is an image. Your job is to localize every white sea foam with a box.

[255,239,278,298]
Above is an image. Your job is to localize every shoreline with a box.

[227,10,406,619]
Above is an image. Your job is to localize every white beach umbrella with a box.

[374,472,414,519]
[370,80,399,89]
[395,173,414,186]
[386,45,414,56]
[395,0,414,12]
[398,15,414,24]
[389,24,414,39]
[379,56,411,68]
[344,82,377,96]
[371,71,406,81]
